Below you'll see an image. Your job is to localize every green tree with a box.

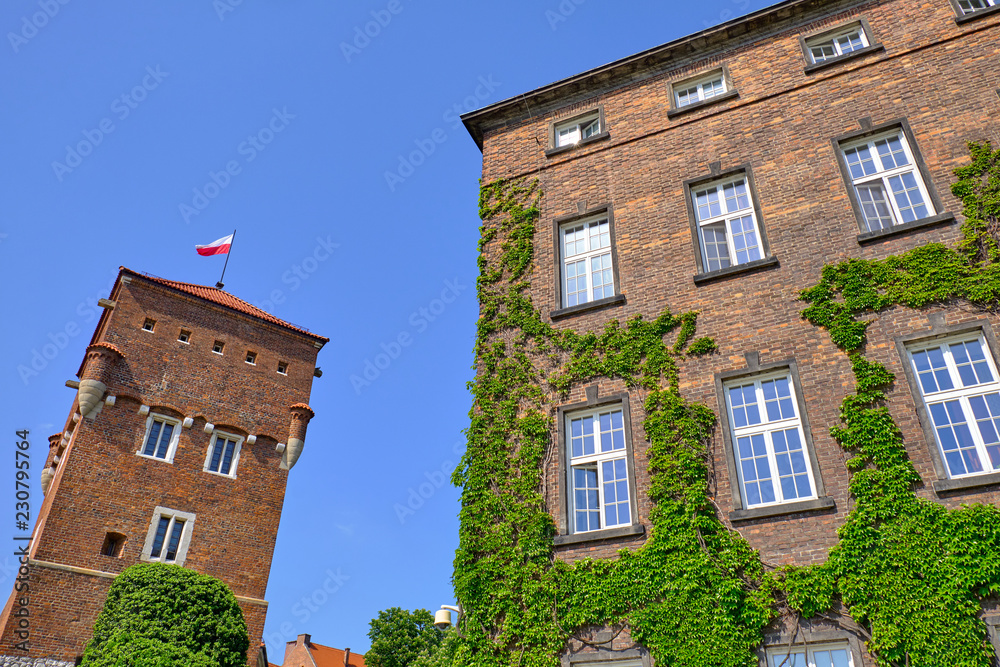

[412,629,459,667]
[82,562,249,667]
[365,607,444,667]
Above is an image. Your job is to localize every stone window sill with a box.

[729,496,836,523]
[667,90,739,119]
[856,212,955,244]
[933,471,1000,495]
[554,524,645,546]
[550,294,626,321]
[803,44,885,74]
[693,256,779,285]
[956,4,1000,24]
[545,131,611,158]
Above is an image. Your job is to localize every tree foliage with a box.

[81,562,249,667]
[366,607,446,667]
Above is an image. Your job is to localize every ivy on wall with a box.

[453,142,1000,667]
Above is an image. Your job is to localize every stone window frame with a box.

[136,412,183,464]
[550,203,627,321]
[894,319,1000,495]
[758,630,865,667]
[799,17,885,74]
[561,649,651,667]
[202,429,245,479]
[554,389,645,546]
[948,0,1000,24]
[667,65,740,119]
[715,355,835,522]
[684,163,780,285]
[545,106,610,157]
[984,614,1000,663]
[831,118,954,244]
[140,506,196,566]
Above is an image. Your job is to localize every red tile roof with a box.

[121,267,328,344]
[308,644,366,667]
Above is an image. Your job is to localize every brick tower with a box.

[0,267,327,665]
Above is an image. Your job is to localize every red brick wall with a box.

[0,274,322,660]
[472,0,1000,663]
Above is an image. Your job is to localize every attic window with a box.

[212,341,225,355]
[277,361,288,375]
[245,351,257,365]
[178,330,191,344]
[142,318,156,332]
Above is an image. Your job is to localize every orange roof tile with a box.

[121,267,328,344]
[308,643,366,667]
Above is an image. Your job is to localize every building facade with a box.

[0,268,326,664]
[461,0,1000,664]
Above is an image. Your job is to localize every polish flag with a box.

[196,234,234,256]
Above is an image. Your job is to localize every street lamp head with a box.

[433,608,452,629]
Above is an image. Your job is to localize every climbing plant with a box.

[452,142,1000,667]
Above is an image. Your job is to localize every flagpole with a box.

[216,229,236,289]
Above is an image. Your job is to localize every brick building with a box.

[462,0,1000,664]
[269,634,366,667]
[0,267,327,664]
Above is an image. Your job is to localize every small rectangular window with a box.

[674,70,727,108]
[768,643,855,667]
[178,329,191,344]
[205,433,242,477]
[245,351,257,365]
[100,532,125,558]
[805,23,870,64]
[277,361,288,375]
[691,174,763,273]
[907,333,1000,479]
[566,404,632,533]
[725,371,817,509]
[142,318,156,332]
[138,415,180,462]
[212,340,225,355]
[554,113,601,148]
[839,129,935,232]
[560,215,616,308]
[957,0,996,15]
[142,507,195,565]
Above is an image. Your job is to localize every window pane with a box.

[912,348,955,394]
[676,85,699,107]
[773,429,812,501]
[565,259,588,306]
[557,126,580,147]
[165,519,185,561]
[930,400,983,476]
[856,183,894,231]
[589,220,610,250]
[701,223,731,272]
[811,43,836,62]
[762,377,796,422]
[770,652,807,667]
[582,119,600,139]
[209,438,224,472]
[836,31,864,54]
[888,172,928,223]
[144,421,162,457]
[729,215,761,265]
[573,467,600,532]
[696,187,722,221]
[155,423,174,459]
[845,145,877,179]
[875,136,909,169]
[969,394,1000,470]
[220,439,237,475]
[702,77,725,99]
[738,433,774,507]
[590,253,614,301]
[599,410,626,453]
[950,340,993,386]
[730,384,762,427]
[150,516,170,558]
[601,458,630,527]
[724,180,750,212]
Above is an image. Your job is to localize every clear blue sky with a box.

[0,0,765,655]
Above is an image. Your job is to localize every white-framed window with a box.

[212,340,225,355]
[245,351,257,365]
[142,318,156,332]
[204,432,243,477]
[277,361,288,375]
[805,24,869,63]
[566,404,632,533]
[840,130,935,232]
[958,0,996,15]
[674,70,727,108]
[561,216,614,307]
[768,643,855,667]
[692,174,763,272]
[178,329,191,344]
[137,414,181,463]
[141,506,195,566]
[907,333,1000,479]
[725,371,817,509]
[555,113,601,147]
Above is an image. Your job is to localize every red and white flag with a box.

[195,234,234,256]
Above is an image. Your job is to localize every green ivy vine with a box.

[453,142,1000,667]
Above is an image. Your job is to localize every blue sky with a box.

[0,0,765,655]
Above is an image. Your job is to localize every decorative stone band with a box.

[26,559,269,607]
[0,656,76,666]
[282,403,315,470]
[77,343,122,418]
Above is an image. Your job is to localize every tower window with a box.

[245,351,257,365]
[212,340,225,355]
[100,532,126,558]
[178,329,191,344]
[138,414,181,463]
[204,432,243,477]
[277,361,288,375]
[142,318,156,332]
[141,507,195,566]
